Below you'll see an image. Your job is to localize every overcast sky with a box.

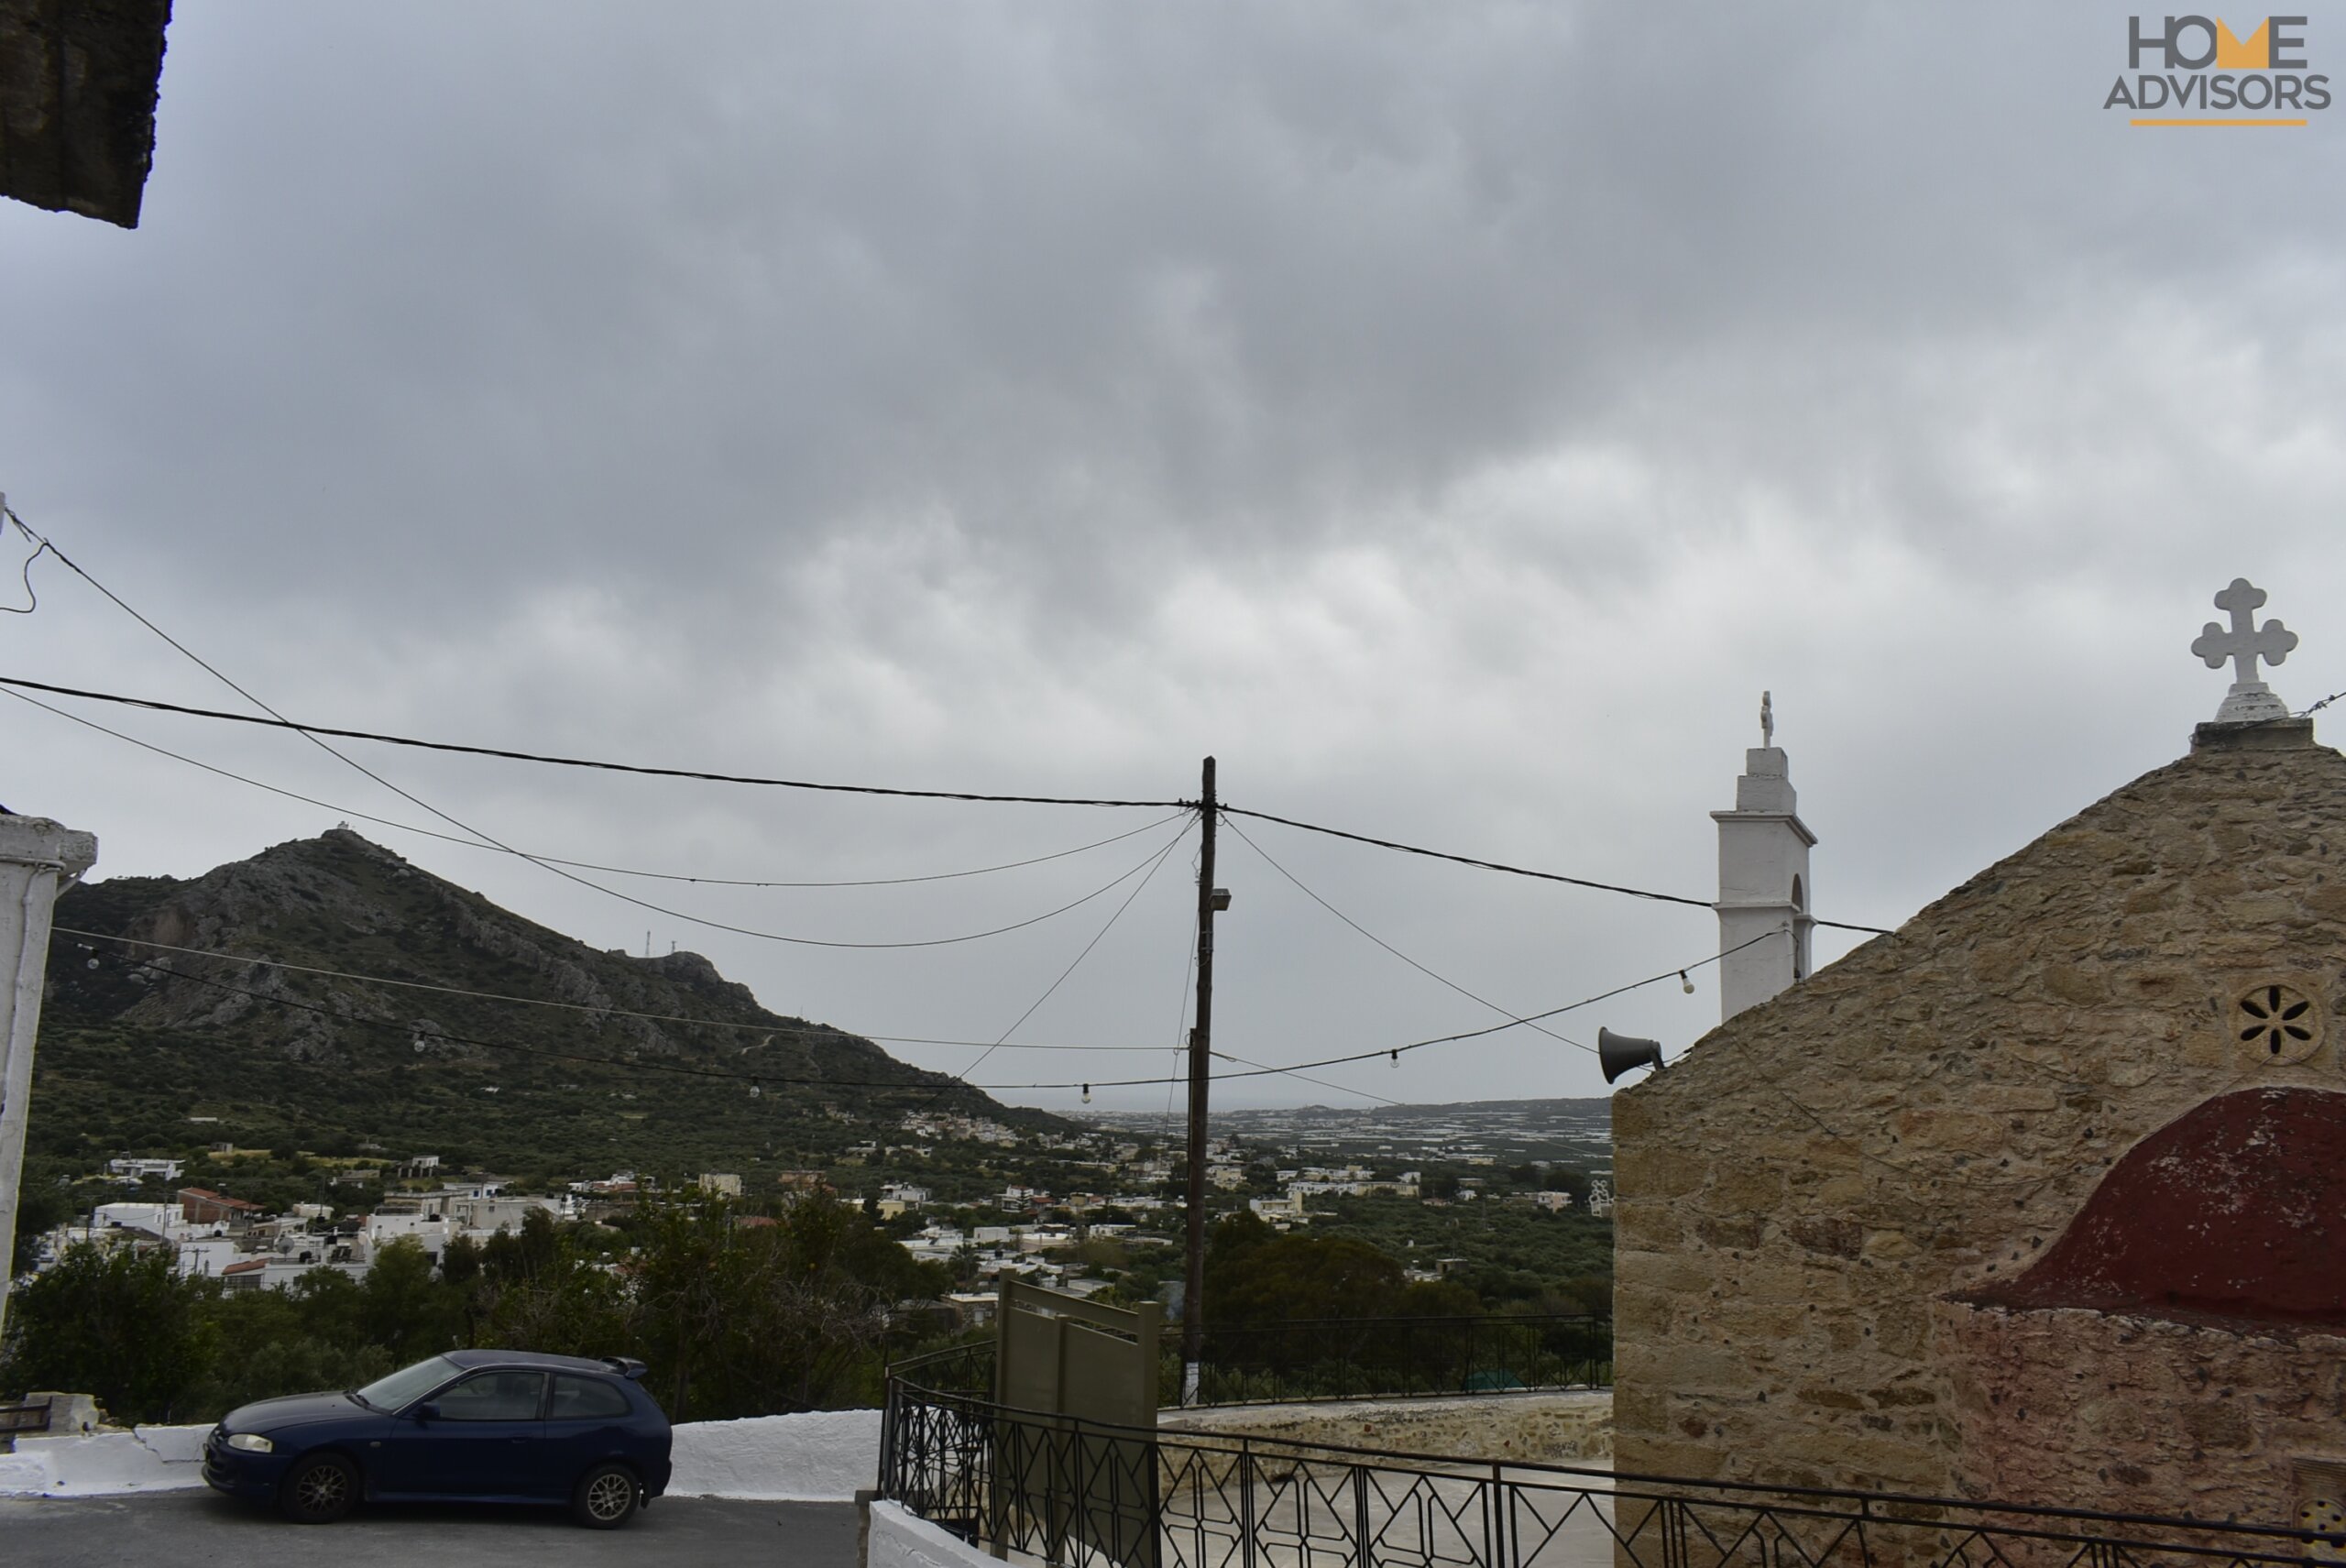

[5,4,2341,1115]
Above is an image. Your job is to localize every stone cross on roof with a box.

[2191,577,2298,723]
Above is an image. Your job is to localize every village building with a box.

[1614,583,2346,1529]
[175,1187,260,1228]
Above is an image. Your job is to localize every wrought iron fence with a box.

[1175,1314,1610,1406]
[882,1375,2341,1568]
[890,1339,996,1397]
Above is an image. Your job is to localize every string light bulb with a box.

[1390,1049,1399,1068]
[1679,970,1694,994]
[1081,1083,1092,1104]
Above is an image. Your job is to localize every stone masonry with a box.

[1612,720,2346,1523]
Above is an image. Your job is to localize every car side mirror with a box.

[412,1402,440,1422]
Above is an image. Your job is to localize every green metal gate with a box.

[993,1278,1161,1567]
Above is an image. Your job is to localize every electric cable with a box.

[0,673,1186,811]
[1222,812,1595,1053]
[55,927,1170,1050]
[1212,1049,1401,1109]
[1156,909,1200,1142]
[483,820,1194,952]
[95,952,972,1093]
[76,928,1767,1096]
[958,933,1777,1091]
[1,509,50,614]
[1221,804,1894,936]
[3,669,1900,933]
[2,676,1182,948]
[960,819,1192,1081]
[0,510,1191,970]
[3,684,1185,886]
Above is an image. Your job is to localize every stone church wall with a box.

[1612,729,2346,1522]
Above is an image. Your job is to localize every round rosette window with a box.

[2234,981,2324,1067]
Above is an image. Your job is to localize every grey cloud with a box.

[4,3,2343,1109]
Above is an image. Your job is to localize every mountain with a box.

[31,828,1034,1184]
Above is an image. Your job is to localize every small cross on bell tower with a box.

[2192,577,2297,723]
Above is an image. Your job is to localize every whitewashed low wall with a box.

[0,1408,882,1501]
[665,1407,882,1499]
[0,1425,208,1497]
[870,1498,1003,1568]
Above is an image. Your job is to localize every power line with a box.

[960,822,1192,1080]
[54,927,1169,1050]
[5,666,1191,948]
[7,677,1195,948]
[1222,812,1594,1053]
[73,909,1764,1098]
[1156,899,1200,1141]
[1,509,51,614]
[5,666,1900,934]
[9,511,1902,939]
[968,934,1776,1091]
[2,516,555,865]
[2,513,1202,976]
[1213,1049,1400,1109]
[3,682,1185,884]
[1222,804,1895,937]
[5,662,1904,929]
[95,952,973,1094]
[0,673,1187,811]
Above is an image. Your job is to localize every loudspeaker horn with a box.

[1598,1026,1665,1084]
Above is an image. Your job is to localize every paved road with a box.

[0,1490,856,1567]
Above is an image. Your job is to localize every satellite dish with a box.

[1598,1027,1665,1084]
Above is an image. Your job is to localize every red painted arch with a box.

[1969,1086,2346,1328]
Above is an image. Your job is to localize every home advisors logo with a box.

[2107,15,2330,124]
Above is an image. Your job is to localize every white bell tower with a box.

[1711,692,1814,1023]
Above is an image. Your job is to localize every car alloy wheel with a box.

[280,1453,357,1524]
[574,1463,640,1529]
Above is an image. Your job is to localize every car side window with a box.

[549,1375,633,1421]
[434,1370,546,1421]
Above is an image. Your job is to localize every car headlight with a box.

[225,1432,275,1453]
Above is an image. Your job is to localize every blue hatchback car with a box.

[203,1350,672,1529]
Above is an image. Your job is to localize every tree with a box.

[359,1238,460,1361]
[439,1232,482,1285]
[479,1191,915,1422]
[1204,1212,1412,1325]
[0,1244,214,1422]
[8,1176,71,1276]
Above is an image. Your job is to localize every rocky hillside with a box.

[31,828,1026,1183]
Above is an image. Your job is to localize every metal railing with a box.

[890,1340,997,1397]
[882,1375,2341,1568]
[1174,1313,1610,1406]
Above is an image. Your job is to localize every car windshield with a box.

[353,1354,460,1411]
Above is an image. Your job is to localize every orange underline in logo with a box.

[2130,117,2308,126]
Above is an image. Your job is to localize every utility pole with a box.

[1179,757,1221,1407]
[0,813,98,1347]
